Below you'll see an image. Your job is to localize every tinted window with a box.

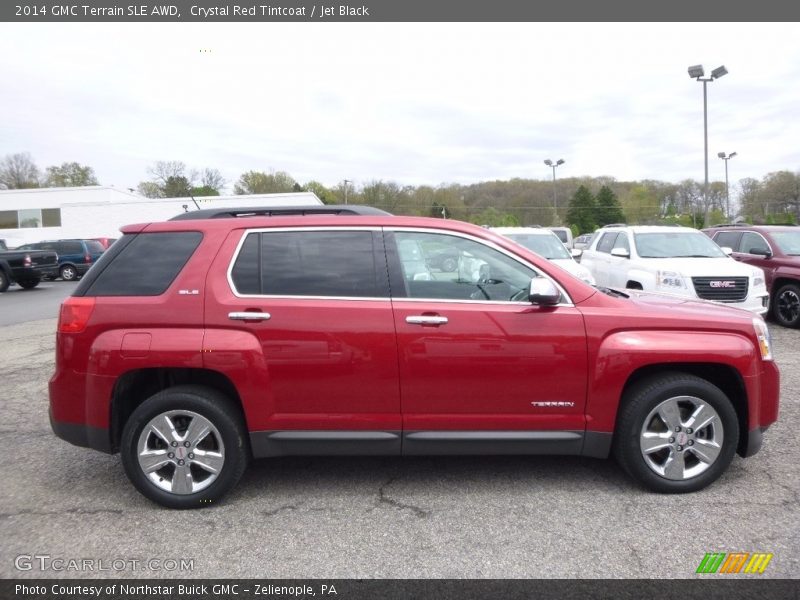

[740,232,770,255]
[56,241,84,255]
[85,241,105,254]
[712,231,741,250]
[596,232,620,254]
[231,230,383,298]
[84,232,202,296]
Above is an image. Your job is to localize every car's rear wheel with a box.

[613,373,738,493]
[773,282,800,328]
[0,270,9,293]
[121,386,249,509]
[60,265,78,281]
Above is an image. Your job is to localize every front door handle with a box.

[228,312,271,321]
[406,315,448,326]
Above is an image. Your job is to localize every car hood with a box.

[620,288,755,323]
[634,256,758,277]
[551,258,594,282]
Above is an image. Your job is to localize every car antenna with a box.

[188,192,201,210]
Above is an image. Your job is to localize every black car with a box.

[17,239,105,281]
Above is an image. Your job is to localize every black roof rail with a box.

[707,222,752,228]
[169,205,392,221]
[601,223,627,228]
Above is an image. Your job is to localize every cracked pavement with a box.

[0,306,798,578]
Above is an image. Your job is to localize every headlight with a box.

[657,270,685,289]
[753,270,766,288]
[753,317,773,361]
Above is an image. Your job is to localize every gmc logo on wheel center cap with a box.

[709,281,736,288]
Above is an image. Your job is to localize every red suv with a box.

[704,224,800,328]
[50,206,780,508]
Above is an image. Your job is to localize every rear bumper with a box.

[49,410,112,453]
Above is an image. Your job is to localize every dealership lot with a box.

[0,300,798,578]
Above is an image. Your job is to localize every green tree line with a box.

[3,152,798,230]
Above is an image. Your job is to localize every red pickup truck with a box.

[49,206,780,508]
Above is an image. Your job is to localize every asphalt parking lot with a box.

[0,309,798,579]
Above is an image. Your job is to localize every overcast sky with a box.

[1,22,799,194]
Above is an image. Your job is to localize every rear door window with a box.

[230,230,388,298]
[712,231,741,250]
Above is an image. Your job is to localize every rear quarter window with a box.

[79,232,202,296]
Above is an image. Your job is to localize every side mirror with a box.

[610,247,630,258]
[749,248,772,258]
[529,278,561,306]
[570,248,583,259]
[720,246,734,256]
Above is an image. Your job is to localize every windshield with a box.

[771,231,800,255]
[505,234,572,260]
[634,232,727,258]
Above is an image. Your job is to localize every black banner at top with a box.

[2,0,800,22]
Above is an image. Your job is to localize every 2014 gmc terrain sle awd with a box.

[49,206,780,508]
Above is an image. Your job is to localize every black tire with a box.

[613,373,738,493]
[626,281,643,290]
[0,269,9,293]
[60,265,78,281]
[17,279,40,290]
[121,385,249,509]
[772,282,800,328]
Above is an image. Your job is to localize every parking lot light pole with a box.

[688,64,728,225]
[544,158,565,222]
[343,179,351,205]
[717,151,737,219]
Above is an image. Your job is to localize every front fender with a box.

[586,330,757,433]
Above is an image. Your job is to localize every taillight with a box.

[23,254,32,267]
[84,253,91,264]
[58,297,96,333]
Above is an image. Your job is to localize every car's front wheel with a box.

[121,386,249,509]
[773,282,800,328]
[613,373,738,493]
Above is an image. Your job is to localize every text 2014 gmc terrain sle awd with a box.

[49,206,780,508]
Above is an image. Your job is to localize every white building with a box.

[0,186,323,246]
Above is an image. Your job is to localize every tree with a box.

[594,185,625,226]
[233,170,297,195]
[44,162,99,187]
[199,168,225,193]
[0,152,40,189]
[137,161,225,198]
[566,185,597,233]
[303,180,335,204]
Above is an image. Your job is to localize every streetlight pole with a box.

[688,64,728,226]
[343,179,351,205]
[544,158,565,223]
[717,151,737,219]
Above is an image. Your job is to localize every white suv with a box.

[492,227,595,285]
[581,225,769,315]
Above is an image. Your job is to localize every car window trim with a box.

[226,226,391,301]
[739,231,773,256]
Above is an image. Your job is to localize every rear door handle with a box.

[406,315,448,326]
[228,312,271,321]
